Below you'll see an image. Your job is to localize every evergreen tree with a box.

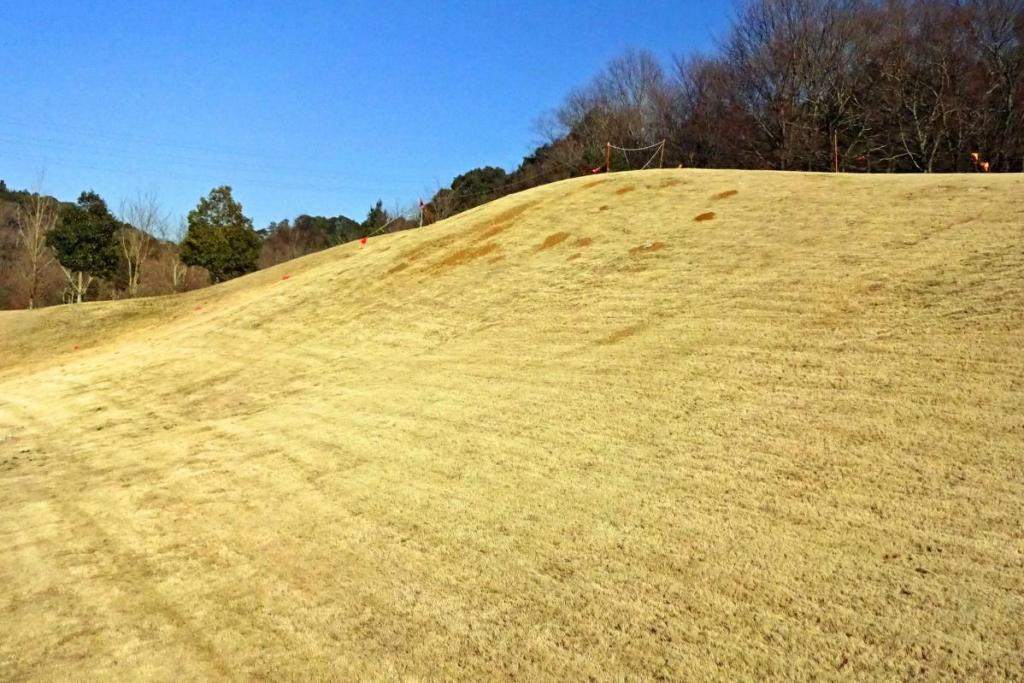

[180,186,261,283]
[362,199,390,232]
[46,191,120,303]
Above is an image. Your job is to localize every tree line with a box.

[2,0,1020,310]
[424,0,1022,219]
[0,182,408,309]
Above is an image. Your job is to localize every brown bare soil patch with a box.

[629,241,666,255]
[566,253,582,262]
[432,242,500,271]
[476,222,514,241]
[488,200,540,226]
[659,178,685,188]
[598,205,610,211]
[388,262,409,274]
[694,212,716,222]
[599,323,646,345]
[537,232,571,251]
[714,190,738,200]
[401,234,459,263]
[615,185,635,195]
[581,179,608,189]
[472,200,541,242]
[575,237,593,247]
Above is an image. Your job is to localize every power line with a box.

[431,152,603,207]
[0,132,428,193]
[0,113,316,165]
[0,147,427,197]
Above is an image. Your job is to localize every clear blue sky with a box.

[1,1,731,228]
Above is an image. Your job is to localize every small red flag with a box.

[360,237,368,245]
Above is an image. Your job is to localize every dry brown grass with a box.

[694,211,716,222]
[1,169,1023,680]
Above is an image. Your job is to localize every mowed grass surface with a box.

[1,169,1022,680]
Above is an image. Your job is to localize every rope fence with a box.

[604,140,666,173]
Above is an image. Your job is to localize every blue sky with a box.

[0,1,731,228]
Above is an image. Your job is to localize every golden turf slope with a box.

[1,169,1022,680]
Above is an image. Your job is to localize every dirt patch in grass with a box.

[472,200,541,242]
[714,190,738,200]
[388,262,409,274]
[598,205,610,211]
[566,253,582,262]
[598,323,647,345]
[659,178,686,188]
[694,212,716,222]
[537,232,571,251]
[401,234,459,263]
[629,241,666,255]
[489,200,541,225]
[476,222,515,241]
[396,199,538,268]
[616,186,636,195]
[581,179,608,190]
[575,237,593,247]
[432,242,500,272]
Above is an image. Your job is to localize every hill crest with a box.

[1,169,1022,679]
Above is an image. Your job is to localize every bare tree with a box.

[157,218,190,293]
[719,0,868,170]
[673,55,753,168]
[967,0,1024,170]
[118,193,166,298]
[16,192,58,310]
[545,49,671,173]
[424,185,459,223]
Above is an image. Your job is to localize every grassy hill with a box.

[1,169,1022,680]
